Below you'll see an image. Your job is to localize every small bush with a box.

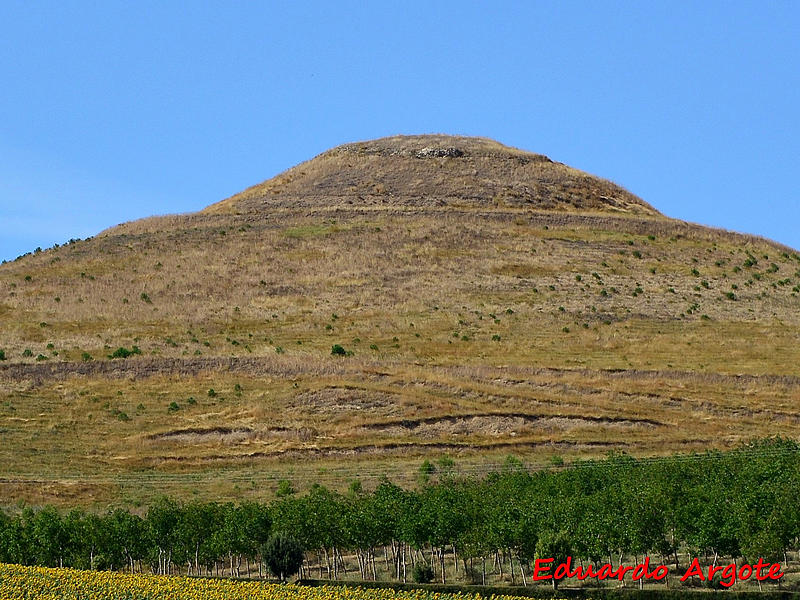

[0,350,5,361]
[276,479,295,497]
[412,563,434,584]
[418,459,436,484]
[331,344,350,356]
[81,352,93,362]
[167,401,180,413]
[109,346,141,359]
[22,349,33,357]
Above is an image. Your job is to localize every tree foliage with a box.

[0,438,798,582]
[262,533,304,580]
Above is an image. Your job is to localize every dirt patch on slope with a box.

[147,425,319,444]
[289,387,406,416]
[147,426,256,443]
[356,412,661,439]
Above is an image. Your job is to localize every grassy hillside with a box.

[1,135,799,507]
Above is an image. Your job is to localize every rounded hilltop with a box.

[204,134,661,217]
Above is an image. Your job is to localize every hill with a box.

[1,134,799,507]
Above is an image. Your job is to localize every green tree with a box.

[238,501,272,577]
[107,508,149,573]
[180,501,220,576]
[535,531,572,590]
[27,507,69,567]
[263,533,304,581]
[0,513,29,565]
[147,497,181,574]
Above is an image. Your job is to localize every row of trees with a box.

[1,438,799,586]
[0,499,302,580]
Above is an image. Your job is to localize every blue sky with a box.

[1,1,798,261]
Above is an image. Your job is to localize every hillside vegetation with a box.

[1,135,799,507]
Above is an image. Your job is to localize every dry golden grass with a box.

[1,135,799,507]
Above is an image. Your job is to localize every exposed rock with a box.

[414,147,464,159]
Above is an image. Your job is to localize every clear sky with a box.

[1,1,798,261]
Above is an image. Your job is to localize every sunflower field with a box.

[0,563,534,600]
